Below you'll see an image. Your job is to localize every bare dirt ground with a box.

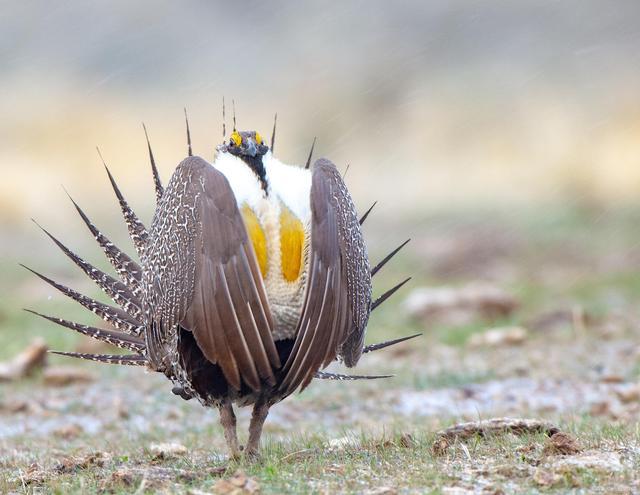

[1,207,640,493]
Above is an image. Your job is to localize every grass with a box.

[2,206,640,493]
[2,418,637,493]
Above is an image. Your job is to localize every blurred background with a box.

[3,2,640,490]
[4,0,640,334]
[4,1,640,223]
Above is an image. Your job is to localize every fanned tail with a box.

[26,141,159,367]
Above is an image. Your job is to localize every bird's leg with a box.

[245,398,270,457]
[218,400,241,459]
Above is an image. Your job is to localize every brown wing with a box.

[143,156,280,392]
[279,158,372,395]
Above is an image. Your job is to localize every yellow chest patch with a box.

[279,204,305,282]
[241,201,305,284]
[241,204,268,278]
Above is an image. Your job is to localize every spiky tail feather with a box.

[142,123,164,202]
[20,265,142,335]
[31,221,143,320]
[371,277,411,312]
[101,160,149,258]
[314,371,393,380]
[49,351,148,366]
[363,333,421,354]
[66,192,143,296]
[371,239,410,277]
[359,201,377,225]
[25,310,145,354]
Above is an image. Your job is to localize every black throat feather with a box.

[241,155,268,193]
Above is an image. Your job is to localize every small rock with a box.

[533,468,561,487]
[404,284,519,327]
[555,451,623,473]
[112,397,130,419]
[55,452,111,473]
[442,487,474,495]
[367,487,397,495]
[149,442,188,459]
[589,400,612,416]
[468,327,528,347]
[601,373,625,384]
[526,307,597,333]
[543,432,581,456]
[0,399,30,413]
[53,424,83,439]
[398,432,415,448]
[326,464,345,475]
[432,418,560,456]
[19,463,48,485]
[166,407,184,420]
[214,470,260,494]
[43,366,94,387]
[107,466,198,488]
[0,338,48,381]
[616,384,640,403]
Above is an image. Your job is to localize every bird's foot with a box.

[228,445,242,461]
[243,446,261,461]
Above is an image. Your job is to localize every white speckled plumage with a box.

[27,120,414,458]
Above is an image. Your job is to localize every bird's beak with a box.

[244,138,258,157]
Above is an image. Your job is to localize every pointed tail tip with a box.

[371,276,412,312]
[363,332,422,354]
[314,371,395,380]
[184,107,193,157]
[305,137,317,169]
[371,238,411,277]
[96,146,108,167]
[359,201,378,225]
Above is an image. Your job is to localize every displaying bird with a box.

[25,112,416,457]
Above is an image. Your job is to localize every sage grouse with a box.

[26,116,415,457]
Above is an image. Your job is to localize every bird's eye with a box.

[255,132,263,145]
[230,131,242,147]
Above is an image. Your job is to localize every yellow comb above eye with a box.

[255,132,263,145]
[230,131,242,147]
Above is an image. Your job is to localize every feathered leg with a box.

[245,398,270,457]
[218,401,240,459]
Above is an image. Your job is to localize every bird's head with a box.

[220,130,270,191]
[225,130,269,158]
